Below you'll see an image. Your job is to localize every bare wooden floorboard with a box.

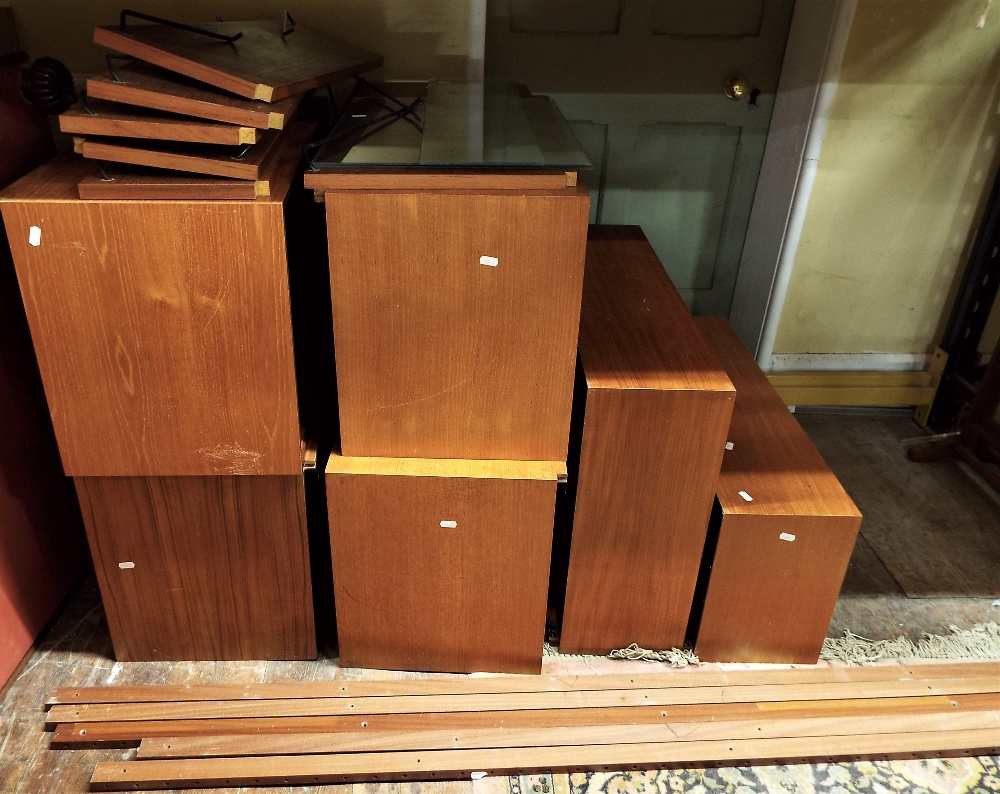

[801,413,1000,598]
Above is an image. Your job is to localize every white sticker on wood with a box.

[779,533,796,542]
[118,561,136,569]
[28,226,41,246]
[479,255,499,267]
[440,520,458,528]
[739,490,753,502]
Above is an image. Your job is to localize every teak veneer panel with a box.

[693,318,863,664]
[75,474,315,662]
[0,153,302,476]
[60,99,259,145]
[138,711,1000,757]
[76,117,311,200]
[51,694,996,746]
[50,661,1000,705]
[86,62,302,129]
[49,678,997,725]
[326,455,562,674]
[93,21,383,102]
[326,186,589,460]
[560,226,735,654]
[74,130,282,181]
[89,729,1000,789]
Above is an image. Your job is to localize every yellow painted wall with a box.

[773,0,1000,356]
[4,0,472,79]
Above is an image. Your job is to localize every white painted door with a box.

[486,0,795,316]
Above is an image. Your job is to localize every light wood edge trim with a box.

[325,455,567,481]
[238,128,257,145]
[267,112,286,130]
[254,84,273,102]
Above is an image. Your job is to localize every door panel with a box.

[600,123,740,292]
[486,0,794,316]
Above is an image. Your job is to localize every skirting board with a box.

[766,350,947,419]
[768,353,930,372]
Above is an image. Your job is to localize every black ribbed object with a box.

[21,56,76,114]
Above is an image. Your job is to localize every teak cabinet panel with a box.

[76,474,315,662]
[560,226,735,654]
[325,186,589,461]
[0,156,302,476]
[326,456,563,674]
[693,318,862,664]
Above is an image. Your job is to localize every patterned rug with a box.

[480,757,1000,794]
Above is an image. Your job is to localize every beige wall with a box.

[5,0,472,79]
[773,0,1000,357]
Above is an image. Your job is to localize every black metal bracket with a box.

[80,90,96,116]
[118,9,243,43]
[105,53,135,83]
[281,10,295,36]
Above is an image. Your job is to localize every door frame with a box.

[722,0,856,362]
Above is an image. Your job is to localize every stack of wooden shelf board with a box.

[42,662,1000,789]
[59,16,382,198]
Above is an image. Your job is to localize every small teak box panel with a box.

[559,226,735,655]
[75,474,316,662]
[326,455,565,674]
[692,317,862,664]
[324,184,589,461]
[0,152,303,476]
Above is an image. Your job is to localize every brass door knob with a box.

[725,77,751,100]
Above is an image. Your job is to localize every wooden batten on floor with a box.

[89,729,1000,790]
[765,370,937,407]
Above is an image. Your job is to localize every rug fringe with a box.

[544,622,1000,667]
[820,622,1000,664]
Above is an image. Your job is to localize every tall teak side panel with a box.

[559,226,735,654]
[75,474,316,661]
[0,156,302,476]
[325,186,589,460]
[693,317,862,664]
[327,456,565,674]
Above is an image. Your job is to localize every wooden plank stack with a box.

[59,16,382,198]
[39,662,1000,789]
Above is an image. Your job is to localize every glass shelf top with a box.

[310,80,591,171]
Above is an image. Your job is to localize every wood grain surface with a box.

[559,226,735,654]
[77,168,263,200]
[305,171,577,191]
[74,475,315,662]
[75,116,311,200]
[0,153,302,476]
[326,186,589,460]
[86,62,302,129]
[93,21,383,101]
[49,692,996,746]
[692,318,863,664]
[74,129,283,180]
[60,99,258,145]
[88,728,1000,789]
[326,455,560,673]
[47,678,998,724]
[136,710,1000,758]
[50,661,999,706]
